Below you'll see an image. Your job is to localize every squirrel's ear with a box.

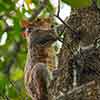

[20,20,31,38]
[21,20,31,28]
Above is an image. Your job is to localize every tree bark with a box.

[50,1,100,100]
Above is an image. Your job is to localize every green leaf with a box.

[46,0,54,14]
[0,20,5,31]
[97,0,100,9]
[6,84,18,98]
[10,68,24,81]
[0,0,15,12]
[32,0,39,5]
[62,0,92,8]
[0,73,9,94]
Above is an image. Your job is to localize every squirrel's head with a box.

[21,18,58,47]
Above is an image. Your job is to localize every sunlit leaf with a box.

[25,0,32,5]
[6,84,18,98]
[10,68,24,81]
[46,0,54,13]
[62,0,92,8]
[0,73,9,94]
[0,20,5,32]
[97,0,100,9]
[32,0,39,5]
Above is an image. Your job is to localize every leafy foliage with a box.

[96,0,100,9]
[62,0,92,8]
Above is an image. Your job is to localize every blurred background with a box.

[0,0,70,99]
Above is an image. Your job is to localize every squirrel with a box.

[21,18,58,100]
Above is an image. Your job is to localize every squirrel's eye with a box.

[37,18,40,21]
[51,24,54,28]
[28,28,33,33]
[22,27,32,33]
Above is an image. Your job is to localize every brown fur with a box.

[23,18,57,100]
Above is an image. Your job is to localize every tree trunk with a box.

[50,2,100,100]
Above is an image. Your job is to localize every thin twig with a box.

[55,4,80,54]
[57,0,60,16]
[54,15,78,34]
[55,1,80,39]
